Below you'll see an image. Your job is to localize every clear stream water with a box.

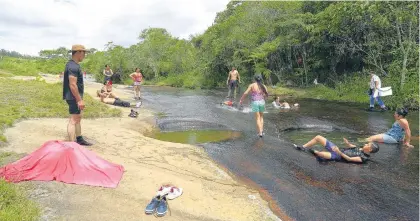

[128,85,419,221]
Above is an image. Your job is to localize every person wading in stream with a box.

[239,74,269,137]
[129,68,143,100]
[368,70,387,111]
[62,44,92,146]
[226,67,241,100]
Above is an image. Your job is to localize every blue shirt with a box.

[385,121,405,142]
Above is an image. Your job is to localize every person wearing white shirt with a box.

[368,71,387,111]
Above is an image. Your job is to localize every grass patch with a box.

[268,86,306,99]
[0,78,121,142]
[0,70,14,78]
[0,152,12,159]
[0,57,66,76]
[0,179,40,221]
[0,151,40,221]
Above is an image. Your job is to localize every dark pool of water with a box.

[145,129,241,144]
[131,86,419,221]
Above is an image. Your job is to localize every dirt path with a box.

[2,74,280,221]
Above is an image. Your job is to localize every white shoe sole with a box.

[167,187,183,200]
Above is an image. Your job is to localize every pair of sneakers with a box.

[145,185,183,217]
[129,109,139,118]
[368,106,387,112]
[293,144,317,155]
[293,144,326,161]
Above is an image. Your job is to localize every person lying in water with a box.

[365,107,414,148]
[273,97,299,109]
[293,135,379,163]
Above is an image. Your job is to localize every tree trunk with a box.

[401,52,408,89]
[302,46,308,86]
[395,20,411,89]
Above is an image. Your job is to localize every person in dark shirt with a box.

[293,135,379,163]
[62,44,91,146]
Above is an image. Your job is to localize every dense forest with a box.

[0,1,418,108]
[0,49,35,59]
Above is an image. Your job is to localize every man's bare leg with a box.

[76,122,82,138]
[73,114,92,146]
[302,135,328,148]
[312,151,332,159]
[67,114,80,142]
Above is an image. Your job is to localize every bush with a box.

[0,57,66,76]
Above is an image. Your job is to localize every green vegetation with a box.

[84,1,419,109]
[0,78,120,142]
[0,179,40,221]
[0,2,418,109]
[0,152,40,221]
[270,73,419,110]
[0,57,66,76]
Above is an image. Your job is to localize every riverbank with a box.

[0,74,280,221]
[268,84,419,111]
[130,73,418,111]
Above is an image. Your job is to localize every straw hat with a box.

[71,44,87,51]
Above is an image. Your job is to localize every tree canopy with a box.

[1,1,418,107]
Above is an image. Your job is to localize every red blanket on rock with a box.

[0,140,124,188]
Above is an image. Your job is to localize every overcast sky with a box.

[0,0,230,56]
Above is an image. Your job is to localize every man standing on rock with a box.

[226,67,241,100]
[62,44,92,146]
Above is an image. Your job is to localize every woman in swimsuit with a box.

[366,107,414,147]
[103,65,113,84]
[129,68,143,100]
[98,80,119,99]
[239,74,269,137]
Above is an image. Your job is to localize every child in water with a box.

[273,97,299,109]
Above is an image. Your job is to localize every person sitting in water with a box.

[273,97,299,109]
[294,135,379,163]
[365,107,414,147]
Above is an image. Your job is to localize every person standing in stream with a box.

[239,74,269,137]
[368,70,387,111]
[62,44,92,146]
[129,68,143,100]
[226,67,241,100]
